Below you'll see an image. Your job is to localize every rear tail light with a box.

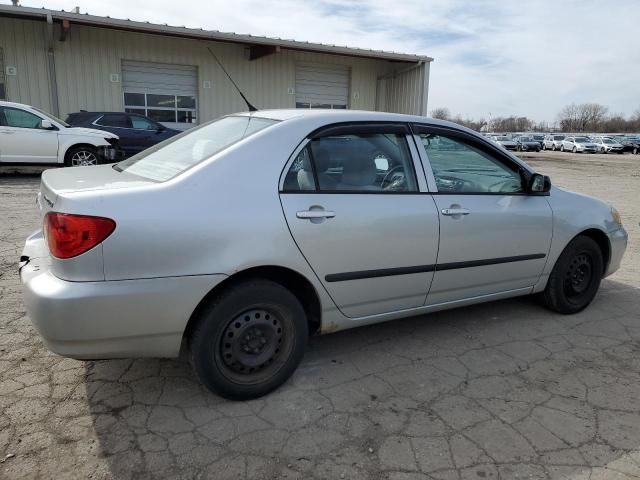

[44,212,116,259]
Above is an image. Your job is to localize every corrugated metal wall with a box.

[377,62,430,115]
[0,17,52,112]
[0,17,429,121]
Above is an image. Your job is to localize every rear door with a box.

[0,106,59,163]
[413,124,552,305]
[280,123,440,318]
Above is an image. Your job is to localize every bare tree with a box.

[430,107,451,120]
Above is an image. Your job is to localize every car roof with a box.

[233,109,486,137]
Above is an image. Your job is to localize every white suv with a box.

[0,101,119,166]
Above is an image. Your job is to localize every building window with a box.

[0,48,6,100]
[123,92,197,124]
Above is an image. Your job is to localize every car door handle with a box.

[297,210,336,219]
[441,208,470,216]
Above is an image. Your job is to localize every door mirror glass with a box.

[529,173,551,193]
[40,119,55,130]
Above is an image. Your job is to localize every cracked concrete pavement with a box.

[0,151,639,479]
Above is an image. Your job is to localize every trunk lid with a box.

[41,164,154,195]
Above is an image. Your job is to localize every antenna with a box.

[207,47,258,112]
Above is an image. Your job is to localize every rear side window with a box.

[116,115,279,181]
[98,114,131,128]
[283,130,418,193]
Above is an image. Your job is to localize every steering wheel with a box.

[381,165,406,190]
[487,179,520,193]
[435,175,478,192]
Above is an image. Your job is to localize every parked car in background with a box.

[514,135,541,152]
[592,137,624,154]
[561,136,598,153]
[543,134,566,151]
[66,111,180,158]
[620,136,640,154]
[493,135,519,151]
[531,134,545,149]
[20,110,627,399]
[0,101,119,166]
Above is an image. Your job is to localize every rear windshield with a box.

[115,115,279,181]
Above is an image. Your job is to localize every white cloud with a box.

[14,0,640,121]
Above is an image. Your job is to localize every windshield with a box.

[32,106,70,127]
[520,137,533,141]
[575,137,588,143]
[533,135,544,140]
[602,139,614,144]
[496,136,510,141]
[554,135,565,140]
[116,115,279,181]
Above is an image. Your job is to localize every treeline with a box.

[430,104,640,133]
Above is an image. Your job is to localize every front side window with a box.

[116,115,278,182]
[283,131,418,193]
[1,107,43,129]
[130,115,157,130]
[418,133,524,194]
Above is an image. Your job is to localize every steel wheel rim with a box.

[71,150,97,166]
[216,307,293,384]
[564,253,593,299]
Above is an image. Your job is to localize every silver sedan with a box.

[20,110,628,399]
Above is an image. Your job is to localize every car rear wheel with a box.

[543,236,603,314]
[600,147,606,153]
[65,146,99,167]
[189,279,308,400]
[572,146,577,153]
[633,147,638,155]
[560,145,564,152]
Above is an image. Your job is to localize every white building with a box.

[0,4,433,129]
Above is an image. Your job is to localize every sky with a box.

[14,0,640,123]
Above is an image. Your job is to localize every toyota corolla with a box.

[20,110,628,399]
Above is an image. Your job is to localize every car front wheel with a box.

[190,279,308,400]
[65,146,99,167]
[560,145,564,152]
[543,236,603,314]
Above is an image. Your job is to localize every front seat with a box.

[313,147,338,190]
[335,152,381,191]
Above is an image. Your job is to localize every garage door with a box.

[295,63,349,109]
[122,60,198,130]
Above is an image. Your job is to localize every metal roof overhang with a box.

[0,4,433,64]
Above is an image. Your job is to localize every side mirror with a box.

[40,119,56,130]
[529,173,551,194]
[156,125,166,133]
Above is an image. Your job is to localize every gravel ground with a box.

[0,151,639,479]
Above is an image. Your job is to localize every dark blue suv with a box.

[66,112,180,158]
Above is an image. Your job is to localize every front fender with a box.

[533,186,621,292]
[58,136,112,163]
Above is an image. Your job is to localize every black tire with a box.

[64,145,100,167]
[543,236,604,314]
[189,279,308,400]
[552,144,556,151]
[600,147,606,154]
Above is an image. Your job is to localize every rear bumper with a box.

[605,227,628,277]
[20,237,226,358]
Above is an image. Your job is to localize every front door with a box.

[280,124,439,318]
[0,106,58,163]
[413,126,553,305]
